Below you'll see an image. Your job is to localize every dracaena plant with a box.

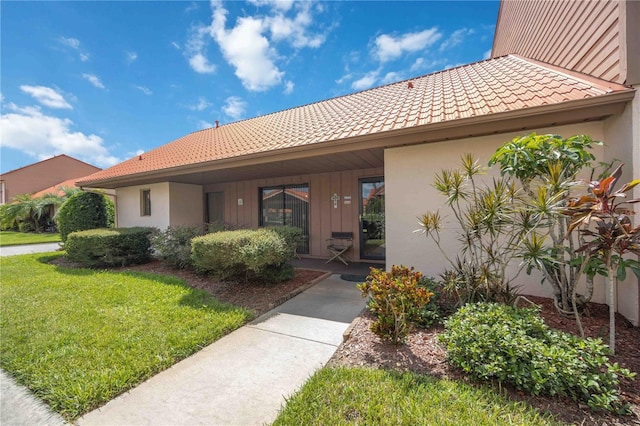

[489,133,605,320]
[418,154,527,307]
[563,163,640,354]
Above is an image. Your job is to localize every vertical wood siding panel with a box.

[492,0,622,83]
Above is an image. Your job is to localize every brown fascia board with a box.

[80,90,635,189]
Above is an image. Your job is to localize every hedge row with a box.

[191,227,297,282]
[65,227,153,267]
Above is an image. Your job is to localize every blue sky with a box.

[1,0,499,173]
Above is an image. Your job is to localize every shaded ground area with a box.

[329,296,640,426]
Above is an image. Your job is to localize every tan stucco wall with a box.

[385,120,639,325]
[168,182,203,227]
[115,183,171,229]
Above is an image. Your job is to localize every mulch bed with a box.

[328,296,640,426]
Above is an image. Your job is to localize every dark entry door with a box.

[359,177,385,260]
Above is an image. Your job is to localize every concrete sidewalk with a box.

[78,274,365,425]
[0,242,61,257]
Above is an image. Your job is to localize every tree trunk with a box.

[608,266,616,355]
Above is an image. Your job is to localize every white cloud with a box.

[374,28,441,62]
[185,2,199,13]
[198,120,214,129]
[59,37,90,61]
[483,49,492,59]
[183,1,328,91]
[189,53,216,74]
[439,28,474,52]
[0,103,120,168]
[126,51,138,63]
[171,41,181,50]
[82,73,105,89]
[283,80,294,94]
[381,72,403,85]
[265,3,326,48]
[248,0,295,12]
[188,96,211,111]
[222,96,247,120]
[209,6,283,91]
[19,85,72,109]
[59,37,80,49]
[352,71,379,90]
[135,85,153,95]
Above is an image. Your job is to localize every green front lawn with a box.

[0,253,251,420]
[0,231,61,246]
[274,367,560,425]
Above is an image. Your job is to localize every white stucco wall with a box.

[168,182,203,227]
[116,183,171,229]
[115,182,203,230]
[603,87,640,326]
[385,120,639,325]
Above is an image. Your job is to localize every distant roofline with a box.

[0,154,101,176]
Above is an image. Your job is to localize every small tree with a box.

[57,191,113,242]
[563,164,640,354]
[0,193,64,233]
[489,133,603,316]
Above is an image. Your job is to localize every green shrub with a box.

[357,265,433,344]
[191,228,293,282]
[17,221,35,233]
[266,226,302,258]
[440,302,635,413]
[57,192,113,242]
[415,276,441,327]
[150,225,204,269]
[65,227,153,267]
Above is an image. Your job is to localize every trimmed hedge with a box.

[65,227,153,267]
[267,226,303,258]
[191,228,294,282]
[57,192,114,242]
[440,302,635,413]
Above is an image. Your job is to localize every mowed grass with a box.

[0,231,61,246]
[0,253,251,420]
[274,367,561,426]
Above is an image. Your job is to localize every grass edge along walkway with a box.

[273,367,562,426]
[0,231,61,247]
[0,253,251,421]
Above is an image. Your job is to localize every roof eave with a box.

[78,89,635,189]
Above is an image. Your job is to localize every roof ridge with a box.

[0,154,100,176]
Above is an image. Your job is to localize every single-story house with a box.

[78,0,639,325]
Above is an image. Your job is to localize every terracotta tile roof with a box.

[78,54,632,185]
[30,178,79,198]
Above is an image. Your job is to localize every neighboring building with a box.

[78,0,639,325]
[0,155,101,204]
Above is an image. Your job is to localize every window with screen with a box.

[259,184,309,254]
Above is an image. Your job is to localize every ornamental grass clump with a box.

[358,265,433,345]
[440,302,635,413]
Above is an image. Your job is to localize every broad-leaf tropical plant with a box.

[489,133,603,319]
[562,163,640,354]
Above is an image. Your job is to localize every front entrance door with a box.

[359,177,385,260]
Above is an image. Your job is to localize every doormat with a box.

[340,274,367,283]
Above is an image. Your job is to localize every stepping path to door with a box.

[78,274,366,426]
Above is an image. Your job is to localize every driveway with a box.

[0,243,61,257]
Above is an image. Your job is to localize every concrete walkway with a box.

[0,242,61,257]
[77,274,365,425]
[0,370,67,426]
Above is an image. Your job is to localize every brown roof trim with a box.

[78,89,634,188]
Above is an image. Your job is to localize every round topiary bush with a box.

[57,191,114,242]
